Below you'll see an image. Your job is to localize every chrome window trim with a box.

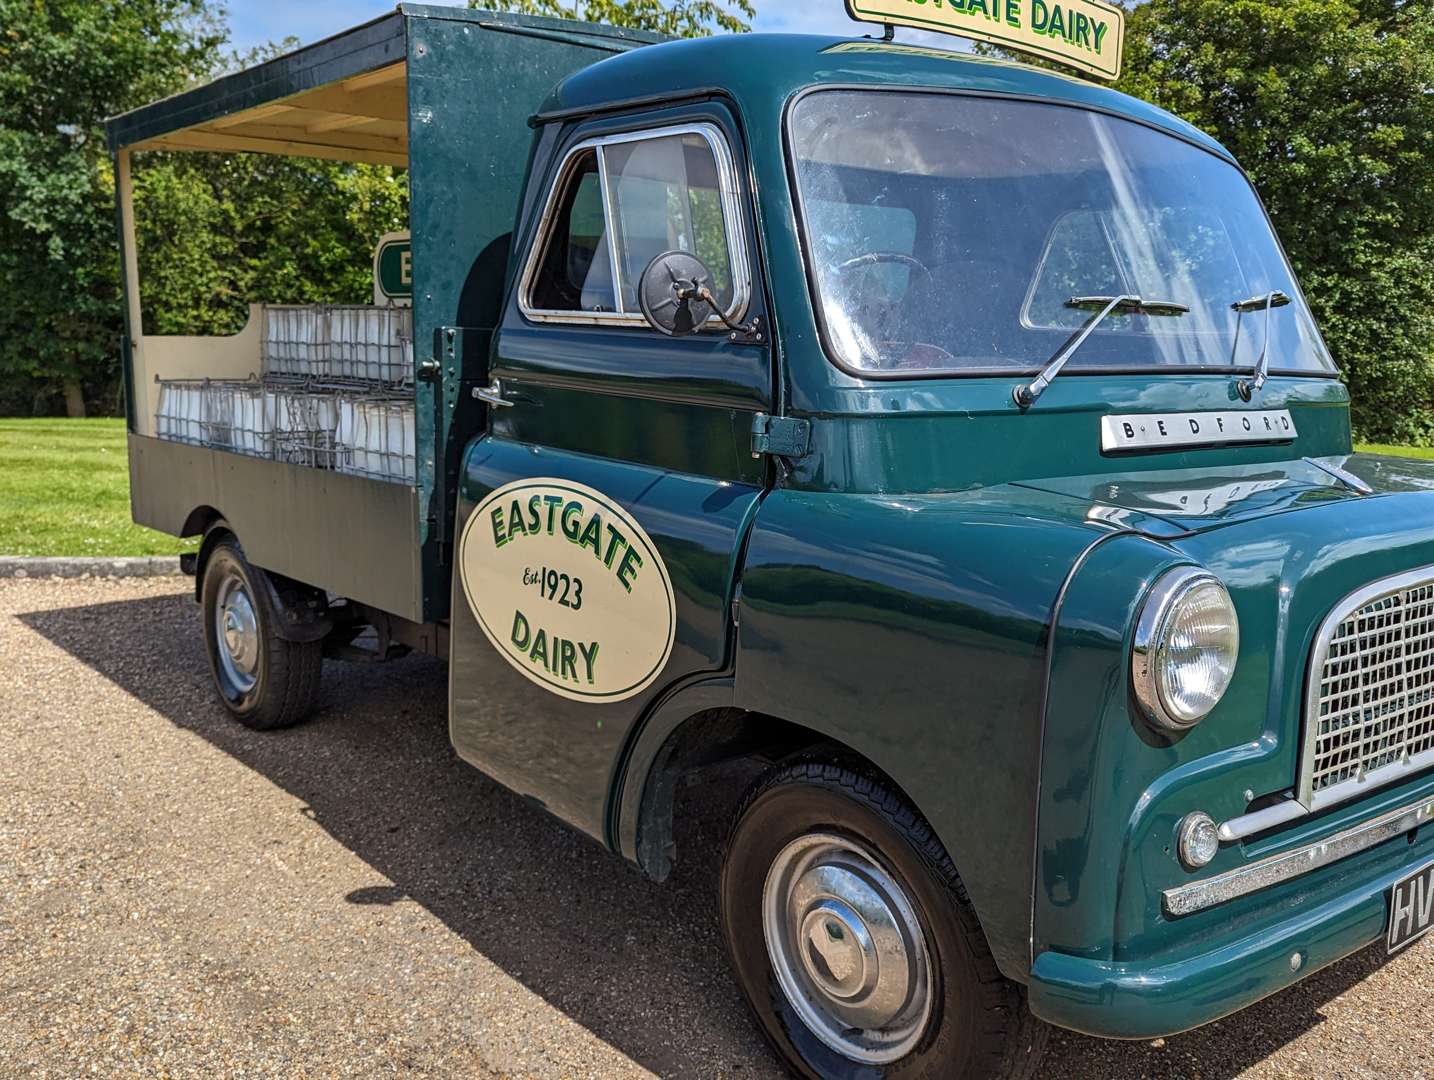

[1164,792,1434,918]
[517,121,752,329]
[595,142,625,314]
[1298,565,1434,813]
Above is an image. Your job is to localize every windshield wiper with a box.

[1232,290,1292,401]
[1014,295,1190,409]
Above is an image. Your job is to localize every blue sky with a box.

[224,1,947,55]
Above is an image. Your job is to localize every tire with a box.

[720,761,1047,1080]
[200,537,323,730]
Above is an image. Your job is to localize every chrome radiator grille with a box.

[1302,570,1434,810]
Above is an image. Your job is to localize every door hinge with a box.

[750,413,811,460]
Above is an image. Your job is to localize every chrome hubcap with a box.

[763,833,934,1064]
[215,576,259,693]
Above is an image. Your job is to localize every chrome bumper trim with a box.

[1164,795,1434,918]
[1217,798,1309,843]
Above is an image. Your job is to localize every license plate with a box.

[1388,861,1434,954]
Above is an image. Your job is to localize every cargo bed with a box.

[107,6,662,624]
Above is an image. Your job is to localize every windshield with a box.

[788,90,1335,378]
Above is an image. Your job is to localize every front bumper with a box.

[1028,808,1432,1040]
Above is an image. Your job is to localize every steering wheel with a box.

[832,252,953,370]
[835,251,933,278]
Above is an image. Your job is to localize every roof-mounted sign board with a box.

[846,0,1126,81]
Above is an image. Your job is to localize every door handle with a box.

[473,378,515,409]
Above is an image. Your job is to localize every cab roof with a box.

[541,33,1231,163]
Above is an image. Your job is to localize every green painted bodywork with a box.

[1026,460,1434,1035]
[449,32,1434,1040]
[448,95,770,835]
[403,8,666,619]
[114,17,1434,1043]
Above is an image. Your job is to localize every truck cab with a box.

[110,10,1434,1077]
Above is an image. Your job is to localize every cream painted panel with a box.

[118,151,263,437]
[132,307,263,437]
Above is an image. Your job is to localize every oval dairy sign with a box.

[458,479,676,703]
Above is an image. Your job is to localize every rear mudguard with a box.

[196,521,332,643]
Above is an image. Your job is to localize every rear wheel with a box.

[201,538,323,730]
[720,761,1045,1079]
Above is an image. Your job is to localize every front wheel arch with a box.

[624,706,976,910]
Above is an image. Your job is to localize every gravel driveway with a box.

[3,577,1432,1079]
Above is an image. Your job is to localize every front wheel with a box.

[201,538,323,730]
[720,762,1045,1079]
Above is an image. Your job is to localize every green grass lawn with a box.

[0,419,1430,558]
[0,418,196,557]
[1356,443,1434,460]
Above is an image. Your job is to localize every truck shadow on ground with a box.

[21,591,1399,1080]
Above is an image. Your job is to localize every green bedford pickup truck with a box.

[107,5,1434,1077]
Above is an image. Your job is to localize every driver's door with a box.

[447,104,772,841]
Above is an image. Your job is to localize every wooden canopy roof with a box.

[106,7,662,169]
[126,62,409,168]
[108,11,408,166]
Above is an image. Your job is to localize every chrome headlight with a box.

[1133,568,1240,732]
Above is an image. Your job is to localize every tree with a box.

[131,46,409,338]
[132,153,409,338]
[0,20,407,416]
[0,0,225,416]
[475,0,754,37]
[1115,0,1434,442]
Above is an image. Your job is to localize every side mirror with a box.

[638,250,719,337]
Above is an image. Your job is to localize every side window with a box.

[604,133,735,311]
[528,150,617,313]
[521,124,747,324]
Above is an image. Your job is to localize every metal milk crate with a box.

[335,394,415,484]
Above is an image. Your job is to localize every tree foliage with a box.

[0,12,408,416]
[133,154,408,337]
[0,0,224,415]
[476,0,754,36]
[132,47,408,338]
[1116,0,1434,442]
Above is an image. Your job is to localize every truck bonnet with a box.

[1014,453,1434,537]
